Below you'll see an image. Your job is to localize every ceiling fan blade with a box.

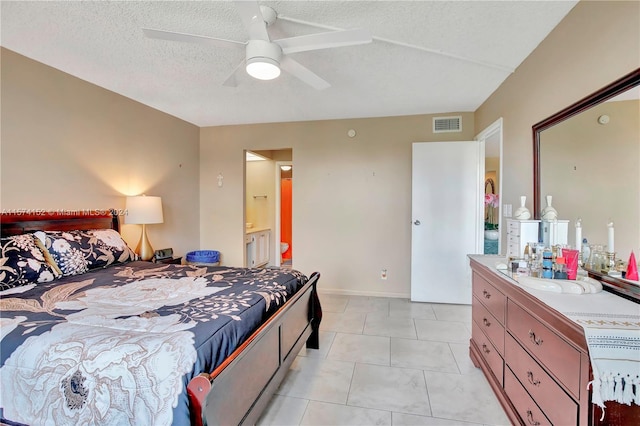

[234,0,270,41]
[280,57,330,90]
[222,60,246,87]
[275,28,372,54]
[143,28,245,49]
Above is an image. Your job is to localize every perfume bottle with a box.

[542,250,553,279]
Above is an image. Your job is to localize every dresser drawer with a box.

[472,321,504,387]
[507,300,581,398]
[507,220,520,233]
[507,233,521,243]
[472,272,506,324]
[473,295,504,355]
[507,242,520,257]
[505,367,551,426]
[505,333,578,425]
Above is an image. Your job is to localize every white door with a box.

[411,141,483,304]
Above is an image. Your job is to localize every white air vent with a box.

[433,116,462,133]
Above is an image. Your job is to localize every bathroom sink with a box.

[517,276,602,294]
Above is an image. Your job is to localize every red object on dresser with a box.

[626,251,638,280]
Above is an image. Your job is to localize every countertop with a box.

[468,254,639,318]
[245,227,270,234]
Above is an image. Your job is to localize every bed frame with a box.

[0,210,321,426]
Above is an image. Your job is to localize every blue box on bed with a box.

[186,250,220,264]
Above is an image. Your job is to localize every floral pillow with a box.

[0,234,60,290]
[35,229,137,276]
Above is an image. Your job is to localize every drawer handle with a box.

[528,330,543,346]
[483,318,491,327]
[527,371,541,387]
[481,344,490,354]
[482,290,491,299]
[526,410,541,426]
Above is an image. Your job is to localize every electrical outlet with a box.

[381,269,388,280]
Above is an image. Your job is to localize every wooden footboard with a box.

[187,272,321,426]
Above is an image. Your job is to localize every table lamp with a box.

[125,195,164,261]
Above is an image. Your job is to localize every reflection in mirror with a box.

[485,178,495,194]
[540,93,638,256]
[533,68,640,301]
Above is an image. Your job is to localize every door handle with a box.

[413,220,421,225]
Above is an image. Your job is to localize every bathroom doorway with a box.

[244,149,292,268]
[275,161,293,268]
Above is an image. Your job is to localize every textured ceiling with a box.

[0,1,578,127]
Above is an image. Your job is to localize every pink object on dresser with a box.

[626,251,638,280]
[563,248,580,280]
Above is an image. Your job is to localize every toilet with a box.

[280,242,289,263]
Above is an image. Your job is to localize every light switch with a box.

[504,204,512,217]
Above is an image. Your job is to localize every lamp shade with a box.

[125,196,164,225]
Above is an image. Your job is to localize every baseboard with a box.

[318,288,410,299]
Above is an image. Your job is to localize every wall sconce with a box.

[125,195,164,261]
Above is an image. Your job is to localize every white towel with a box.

[570,312,640,410]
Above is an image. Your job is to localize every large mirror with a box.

[533,68,639,301]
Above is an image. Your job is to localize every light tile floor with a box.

[257,294,510,426]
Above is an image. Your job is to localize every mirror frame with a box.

[532,67,640,302]
[485,178,495,194]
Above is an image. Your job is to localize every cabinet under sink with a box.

[246,229,270,267]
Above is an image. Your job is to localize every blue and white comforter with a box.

[0,261,308,425]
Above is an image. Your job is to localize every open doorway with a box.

[244,149,292,268]
[476,118,503,255]
[276,161,292,268]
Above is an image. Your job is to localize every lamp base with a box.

[135,224,155,261]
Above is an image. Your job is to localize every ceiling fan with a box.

[143,0,372,90]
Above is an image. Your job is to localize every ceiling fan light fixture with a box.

[246,57,281,80]
[245,39,282,81]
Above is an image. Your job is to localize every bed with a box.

[0,210,321,425]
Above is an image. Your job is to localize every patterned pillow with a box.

[35,229,137,276]
[34,231,90,276]
[0,234,60,290]
[88,229,138,268]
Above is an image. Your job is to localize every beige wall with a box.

[245,160,275,232]
[475,1,640,249]
[201,114,475,296]
[541,100,639,256]
[0,48,201,256]
[3,0,637,296]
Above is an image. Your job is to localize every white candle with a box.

[607,221,615,253]
[575,219,582,252]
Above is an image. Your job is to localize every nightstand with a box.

[154,256,182,265]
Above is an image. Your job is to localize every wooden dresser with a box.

[469,255,640,425]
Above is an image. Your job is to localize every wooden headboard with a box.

[1,210,119,237]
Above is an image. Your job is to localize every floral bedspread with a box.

[0,261,308,425]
